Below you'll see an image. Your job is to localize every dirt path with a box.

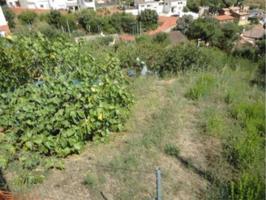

[30,77,220,200]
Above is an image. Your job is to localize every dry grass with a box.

[9,73,237,200]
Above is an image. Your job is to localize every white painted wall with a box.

[0,6,8,26]
[25,0,50,8]
[49,0,67,9]
[5,0,95,10]
[130,0,187,16]
[79,0,96,10]
[6,0,20,7]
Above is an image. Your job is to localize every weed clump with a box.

[164,144,180,157]
[186,74,216,100]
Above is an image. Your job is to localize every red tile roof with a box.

[147,16,177,36]
[215,15,235,21]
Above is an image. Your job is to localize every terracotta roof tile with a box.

[215,15,235,21]
[147,16,177,35]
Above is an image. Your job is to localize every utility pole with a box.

[156,167,162,200]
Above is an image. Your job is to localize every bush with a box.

[137,9,158,31]
[159,43,210,74]
[46,10,77,32]
[116,38,165,70]
[110,13,137,34]
[18,11,37,25]
[153,32,169,43]
[176,15,193,35]
[0,35,133,168]
[0,33,74,91]
[78,10,101,33]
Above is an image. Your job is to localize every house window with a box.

[15,1,20,6]
[40,4,44,7]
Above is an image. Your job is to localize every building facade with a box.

[134,0,186,16]
[6,0,95,10]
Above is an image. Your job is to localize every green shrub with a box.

[116,39,165,70]
[110,13,137,34]
[186,74,216,100]
[137,9,158,31]
[0,34,75,92]
[159,43,210,74]
[18,11,37,25]
[153,32,169,43]
[0,35,133,169]
[46,10,77,32]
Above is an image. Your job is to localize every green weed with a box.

[186,74,216,100]
[164,144,180,157]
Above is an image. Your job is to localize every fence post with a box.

[156,167,162,200]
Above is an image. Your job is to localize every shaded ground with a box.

[20,76,222,200]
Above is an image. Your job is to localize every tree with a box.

[47,10,63,29]
[218,22,241,51]
[18,11,37,25]
[202,0,225,13]
[187,0,201,12]
[110,13,137,34]
[159,42,210,74]
[137,9,158,31]
[176,15,193,35]
[187,18,223,45]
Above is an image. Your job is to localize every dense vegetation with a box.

[177,17,242,52]
[0,34,133,184]
[2,8,159,36]
[0,5,264,197]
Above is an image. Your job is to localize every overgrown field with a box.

[0,33,265,200]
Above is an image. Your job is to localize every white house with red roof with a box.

[0,6,10,37]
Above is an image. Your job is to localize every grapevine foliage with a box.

[0,34,133,169]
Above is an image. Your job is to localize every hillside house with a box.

[241,24,265,45]
[216,6,249,25]
[6,0,96,10]
[0,6,10,37]
[128,0,186,16]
